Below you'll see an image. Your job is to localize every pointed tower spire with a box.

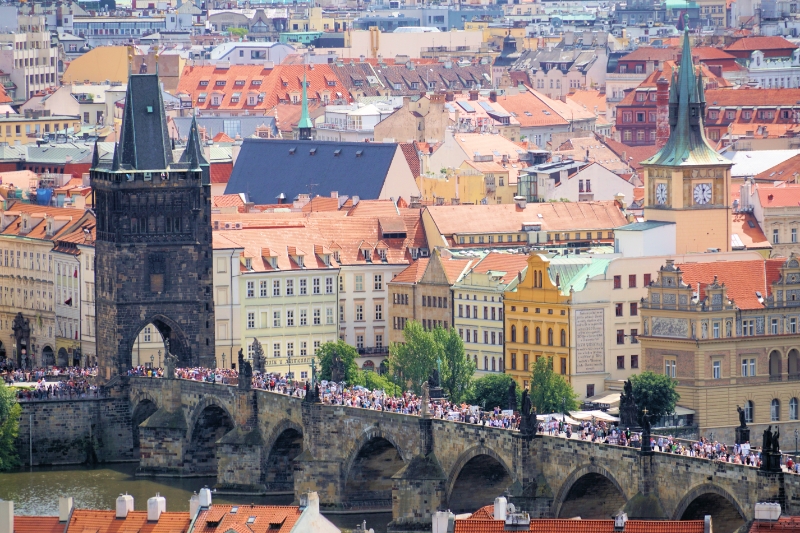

[91,140,100,169]
[180,113,207,169]
[111,142,120,171]
[298,70,312,141]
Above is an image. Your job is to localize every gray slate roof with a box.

[225,139,399,204]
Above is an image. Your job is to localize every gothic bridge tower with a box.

[91,73,215,379]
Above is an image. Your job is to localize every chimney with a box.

[489,90,497,102]
[199,486,213,509]
[116,494,134,519]
[0,500,12,533]
[59,496,74,522]
[646,60,655,74]
[614,192,625,209]
[704,516,712,533]
[614,512,628,531]
[493,497,507,520]
[469,90,479,101]
[189,493,200,519]
[445,91,454,102]
[147,494,166,521]
[352,195,360,206]
[656,77,670,149]
[514,195,527,209]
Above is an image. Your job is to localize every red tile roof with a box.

[193,505,300,533]
[705,87,800,107]
[392,258,429,283]
[454,518,707,533]
[13,516,64,533]
[619,47,681,62]
[731,212,770,250]
[210,162,233,184]
[676,259,785,310]
[755,184,800,208]
[601,137,659,172]
[754,155,800,182]
[399,142,421,178]
[0,84,11,105]
[724,36,798,52]
[750,516,800,531]
[692,46,739,60]
[213,131,234,142]
[498,89,569,127]
[66,510,191,533]
[471,252,529,284]
[212,194,245,207]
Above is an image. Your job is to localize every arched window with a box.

[484,356,489,370]
[523,326,529,344]
[791,398,798,420]
[511,325,517,343]
[473,354,478,365]
[492,357,496,371]
[499,357,504,372]
[535,327,541,344]
[771,398,780,421]
[745,400,754,423]
[548,328,554,346]
[560,329,566,347]
[769,350,782,377]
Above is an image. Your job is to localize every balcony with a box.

[357,346,388,356]
[789,374,800,381]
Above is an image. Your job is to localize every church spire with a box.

[298,71,312,141]
[91,140,100,169]
[179,113,207,169]
[641,18,727,167]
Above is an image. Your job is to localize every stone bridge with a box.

[120,377,800,532]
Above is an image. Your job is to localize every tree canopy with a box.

[630,371,679,424]
[388,321,474,400]
[0,384,21,471]
[468,373,520,411]
[529,356,579,414]
[316,340,359,384]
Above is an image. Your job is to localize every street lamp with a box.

[222,353,226,369]
[795,429,798,462]
[287,351,293,392]
[150,354,154,373]
[158,349,162,369]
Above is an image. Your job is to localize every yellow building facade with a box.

[504,254,571,390]
[0,115,81,145]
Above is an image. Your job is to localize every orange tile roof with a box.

[692,46,738,60]
[302,196,340,212]
[399,142,421,178]
[471,252,529,284]
[493,89,568,127]
[751,516,800,531]
[731,212,770,250]
[66,510,191,533]
[259,64,350,108]
[212,194,245,208]
[210,162,233,185]
[618,47,680,62]
[601,137,659,172]
[177,64,272,112]
[392,258,429,283]
[454,518,707,533]
[213,131,234,142]
[676,259,785,310]
[192,505,300,533]
[14,516,64,533]
[0,83,11,105]
[567,89,606,114]
[755,184,800,208]
[754,154,800,182]
[425,201,628,241]
[705,87,800,107]
[724,36,798,52]
[0,203,87,241]
[441,256,473,284]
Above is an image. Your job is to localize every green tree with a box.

[468,373,520,411]
[316,341,359,384]
[630,371,679,424]
[433,326,474,403]
[529,356,579,414]
[0,384,21,471]
[388,321,438,394]
[354,369,396,392]
[229,27,248,38]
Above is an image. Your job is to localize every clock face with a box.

[655,183,668,205]
[693,183,712,205]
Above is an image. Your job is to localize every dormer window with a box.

[378,249,387,260]
[215,80,226,86]
[270,257,278,269]
[245,258,252,270]
[296,255,304,267]
[333,251,340,262]
[361,248,371,260]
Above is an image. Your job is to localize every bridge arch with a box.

[131,395,159,452]
[446,445,514,514]
[672,483,747,533]
[262,419,304,491]
[342,427,407,504]
[184,397,235,475]
[553,464,628,519]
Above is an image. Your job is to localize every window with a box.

[260,280,269,297]
[774,229,780,244]
[792,398,798,420]
[630,303,638,316]
[246,281,255,298]
[273,280,280,296]
[339,275,345,291]
[286,279,294,296]
[524,326,530,343]
[511,325,516,342]
[374,274,383,290]
[615,303,623,317]
[534,327,540,344]
[313,309,321,325]
[286,309,295,327]
[299,309,307,326]
[547,328,553,346]
[511,353,517,370]
[631,355,639,369]
[663,359,677,378]
[617,356,625,369]
[792,318,797,334]
[273,310,281,327]
[326,277,333,294]
[629,275,636,288]
[742,320,755,336]
[247,312,255,329]
[772,398,781,421]
[586,384,595,398]
[713,322,720,339]
[742,358,756,377]
[617,329,625,344]
[299,279,307,295]
[631,329,638,343]
[772,318,779,335]
[613,276,621,289]
[375,304,383,320]
[356,304,364,321]
[313,278,320,295]
[524,353,529,371]
[644,273,651,286]
[713,360,721,379]
[143,327,152,342]
[794,228,798,243]
[560,329,566,347]
[744,400,753,423]
[326,308,334,324]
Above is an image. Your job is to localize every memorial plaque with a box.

[576,308,604,373]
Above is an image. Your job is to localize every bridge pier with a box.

[137,377,188,476]
[216,388,266,494]
[507,433,554,518]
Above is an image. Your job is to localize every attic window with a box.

[327,80,336,87]
[355,150,363,157]
[748,220,756,228]
[216,80,226,86]
[230,507,239,514]
[289,148,296,154]
[245,258,252,270]
[252,79,262,86]
[235,80,245,86]
[247,517,256,524]
[199,80,209,86]
[146,106,153,113]
[334,149,341,156]
[309,148,317,155]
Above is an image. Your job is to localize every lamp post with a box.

[222,353,226,369]
[157,349,161,369]
[150,354,154,374]
[795,429,798,462]
[287,351,293,393]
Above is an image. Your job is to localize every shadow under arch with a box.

[446,445,514,514]
[553,464,628,519]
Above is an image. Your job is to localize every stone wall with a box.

[16,397,133,466]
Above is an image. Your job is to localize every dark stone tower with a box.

[91,74,215,380]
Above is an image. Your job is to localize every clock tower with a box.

[641,23,732,253]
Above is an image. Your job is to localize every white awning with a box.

[673,406,695,416]
[585,392,620,408]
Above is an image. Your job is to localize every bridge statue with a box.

[737,405,747,428]
[507,380,517,412]
[163,340,177,379]
[237,348,252,391]
[736,405,751,445]
[519,389,533,436]
[640,409,652,453]
[619,379,638,428]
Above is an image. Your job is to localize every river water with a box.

[0,464,391,532]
